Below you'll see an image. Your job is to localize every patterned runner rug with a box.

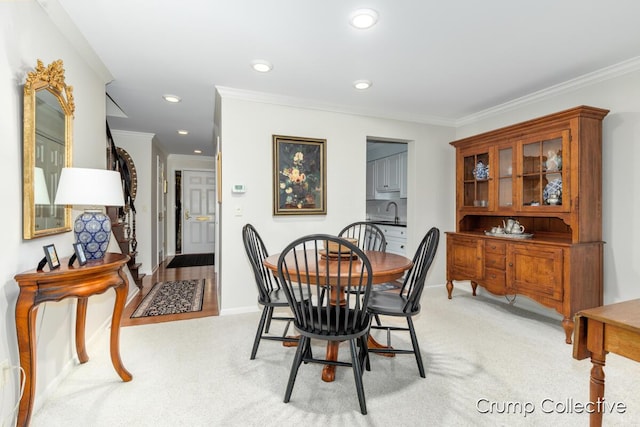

[131,279,205,318]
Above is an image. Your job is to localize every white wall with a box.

[0,0,124,419]
[455,66,640,306]
[215,91,456,314]
[111,130,155,275]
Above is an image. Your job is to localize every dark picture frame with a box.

[43,244,60,269]
[273,135,326,215]
[73,242,87,266]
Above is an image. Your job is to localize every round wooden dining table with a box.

[263,249,413,382]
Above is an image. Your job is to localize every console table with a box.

[573,299,640,427]
[14,252,132,427]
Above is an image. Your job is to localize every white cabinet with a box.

[374,154,401,192]
[366,161,376,200]
[380,224,407,256]
[400,151,407,198]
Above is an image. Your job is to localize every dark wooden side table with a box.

[13,252,132,427]
[573,299,640,427]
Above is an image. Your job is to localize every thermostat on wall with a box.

[232,184,246,193]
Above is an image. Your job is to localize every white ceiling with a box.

[54,0,640,157]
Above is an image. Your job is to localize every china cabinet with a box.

[400,151,408,198]
[366,160,376,200]
[374,153,401,192]
[445,106,609,343]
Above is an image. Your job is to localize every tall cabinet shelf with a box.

[446,106,609,343]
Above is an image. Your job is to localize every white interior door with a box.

[157,156,166,265]
[182,170,215,254]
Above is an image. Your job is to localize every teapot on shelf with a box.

[503,218,525,234]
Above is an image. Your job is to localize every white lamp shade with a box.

[34,167,51,205]
[54,168,125,207]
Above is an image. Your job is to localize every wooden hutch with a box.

[446,106,609,343]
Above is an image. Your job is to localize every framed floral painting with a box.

[273,135,326,215]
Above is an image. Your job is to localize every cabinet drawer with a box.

[380,226,406,239]
[484,240,506,255]
[484,267,506,294]
[385,240,406,256]
[485,252,506,270]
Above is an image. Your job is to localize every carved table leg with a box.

[110,273,132,381]
[562,317,574,344]
[76,297,89,363]
[470,281,478,296]
[446,280,454,299]
[589,352,606,427]
[15,295,38,427]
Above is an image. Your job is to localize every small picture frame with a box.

[73,242,87,266]
[43,244,60,270]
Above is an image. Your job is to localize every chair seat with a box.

[260,288,290,306]
[294,303,371,339]
[368,291,417,317]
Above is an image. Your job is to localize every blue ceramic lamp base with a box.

[74,210,112,260]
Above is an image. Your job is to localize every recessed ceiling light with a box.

[353,80,372,90]
[163,94,181,103]
[350,9,378,29]
[177,129,189,135]
[194,149,202,154]
[251,60,273,73]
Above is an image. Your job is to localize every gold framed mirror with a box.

[23,59,74,239]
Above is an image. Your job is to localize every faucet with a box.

[386,201,399,224]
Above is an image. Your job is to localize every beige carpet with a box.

[31,286,640,426]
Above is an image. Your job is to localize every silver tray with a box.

[484,231,533,239]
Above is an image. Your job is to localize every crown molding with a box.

[219,56,640,130]
[456,56,640,126]
[110,129,156,140]
[215,86,457,127]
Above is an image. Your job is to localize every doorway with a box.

[366,139,408,222]
[179,170,216,254]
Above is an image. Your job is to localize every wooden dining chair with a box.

[242,224,300,359]
[277,234,373,415]
[338,221,386,252]
[339,221,386,297]
[367,227,440,377]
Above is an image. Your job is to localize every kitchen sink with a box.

[368,220,407,227]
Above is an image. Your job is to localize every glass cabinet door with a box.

[498,146,513,208]
[516,131,568,211]
[462,151,490,208]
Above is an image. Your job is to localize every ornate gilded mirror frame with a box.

[23,59,74,239]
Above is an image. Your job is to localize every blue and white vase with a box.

[74,210,112,260]
[473,161,488,180]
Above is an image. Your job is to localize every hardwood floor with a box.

[121,256,218,327]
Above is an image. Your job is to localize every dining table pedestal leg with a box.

[322,341,339,382]
[367,335,395,357]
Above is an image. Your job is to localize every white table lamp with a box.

[54,167,124,260]
[34,167,51,205]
